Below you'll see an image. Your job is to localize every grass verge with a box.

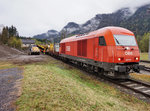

[16,58,150,111]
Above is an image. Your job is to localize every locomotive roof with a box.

[60,26,134,43]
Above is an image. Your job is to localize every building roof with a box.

[21,39,35,44]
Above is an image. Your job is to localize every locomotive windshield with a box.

[114,35,137,46]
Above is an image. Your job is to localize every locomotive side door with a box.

[98,36,107,62]
[93,37,99,61]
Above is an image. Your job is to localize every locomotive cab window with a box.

[99,36,106,46]
[114,35,137,46]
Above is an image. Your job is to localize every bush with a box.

[8,37,22,49]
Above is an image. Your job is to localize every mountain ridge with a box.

[33,3,150,40]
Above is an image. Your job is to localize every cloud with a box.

[0,0,150,36]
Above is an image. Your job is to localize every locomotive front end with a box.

[113,34,143,78]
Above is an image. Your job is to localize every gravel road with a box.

[0,68,22,111]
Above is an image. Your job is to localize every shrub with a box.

[8,37,22,49]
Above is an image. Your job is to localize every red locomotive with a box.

[59,26,142,79]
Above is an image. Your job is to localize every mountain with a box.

[62,7,133,35]
[33,3,150,40]
[120,4,150,35]
[62,22,80,35]
[33,30,59,40]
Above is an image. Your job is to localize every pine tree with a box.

[8,25,19,37]
[1,27,9,44]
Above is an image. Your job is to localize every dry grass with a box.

[140,53,149,60]
[130,73,150,83]
[0,61,16,69]
[16,58,150,111]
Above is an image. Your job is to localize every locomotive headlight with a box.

[118,58,121,61]
[135,57,138,60]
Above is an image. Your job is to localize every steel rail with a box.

[109,78,150,98]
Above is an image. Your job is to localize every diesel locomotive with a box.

[49,26,142,79]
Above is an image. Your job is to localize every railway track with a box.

[144,66,150,72]
[67,60,150,98]
[109,78,150,98]
[70,60,150,98]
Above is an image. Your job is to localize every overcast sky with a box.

[0,0,150,37]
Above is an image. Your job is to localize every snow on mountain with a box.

[81,15,102,33]
[115,8,133,20]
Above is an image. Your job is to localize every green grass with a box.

[16,59,150,111]
[140,53,149,60]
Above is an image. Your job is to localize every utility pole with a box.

[149,34,150,60]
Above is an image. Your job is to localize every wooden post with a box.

[149,34,150,60]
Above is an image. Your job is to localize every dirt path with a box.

[0,68,22,111]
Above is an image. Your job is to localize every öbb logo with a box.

[125,51,133,55]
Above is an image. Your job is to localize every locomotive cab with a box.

[114,35,139,63]
[96,27,142,79]
[113,35,141,75]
